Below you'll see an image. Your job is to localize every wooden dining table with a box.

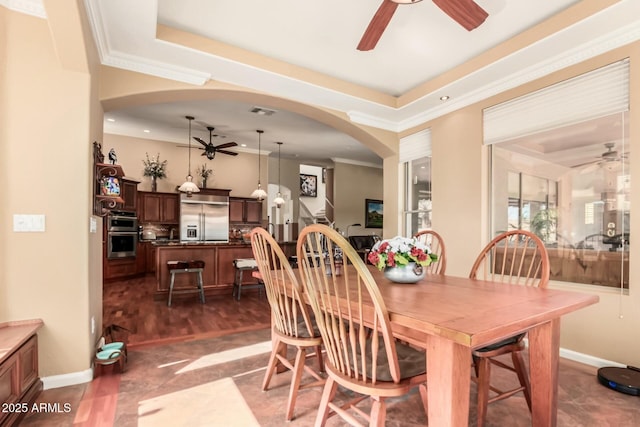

[270,261,599,425]
[352,266,599,427]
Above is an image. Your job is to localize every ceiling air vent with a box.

[250,106,277,116]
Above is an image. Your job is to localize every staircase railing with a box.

[299,200,334,229]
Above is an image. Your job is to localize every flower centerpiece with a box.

[368,236,438,283]
[197,163,212,188]
[142,152,167,192]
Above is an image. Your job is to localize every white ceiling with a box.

[10,0,640,165]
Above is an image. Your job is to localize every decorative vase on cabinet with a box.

[151,176,157,192]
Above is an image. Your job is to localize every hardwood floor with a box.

[102,274,272,347]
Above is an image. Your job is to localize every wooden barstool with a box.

[167,260,206,307]
[232,258,264,301]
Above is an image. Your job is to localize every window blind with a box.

[483,59,629,145]
[399,129,431,163]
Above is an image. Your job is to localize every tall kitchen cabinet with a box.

[138,191,179,224]
[229,197,262,224]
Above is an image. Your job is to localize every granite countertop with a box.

[150,239,296,246]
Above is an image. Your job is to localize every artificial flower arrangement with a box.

[368,236,438,271]
[142,152,167,178]
[197,163,213,180]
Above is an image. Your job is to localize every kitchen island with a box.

[152,240,295,301]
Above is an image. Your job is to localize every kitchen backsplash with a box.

[140,223,178,240]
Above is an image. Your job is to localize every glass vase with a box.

[151,176,157,192]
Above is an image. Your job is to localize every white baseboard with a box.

[42,369,93,390]
[38,347,623,391]
[560,347,626,369]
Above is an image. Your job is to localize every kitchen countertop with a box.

[149,239,297,246]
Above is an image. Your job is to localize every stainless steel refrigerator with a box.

[180,194,229,242]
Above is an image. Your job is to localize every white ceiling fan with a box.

[572,142,628,174]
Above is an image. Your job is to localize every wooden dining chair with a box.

[468,229,550,426]
[413,229,447,274]
[249,227,325,421]
[297,224,428,427]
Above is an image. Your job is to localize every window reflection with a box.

[491,112,630,289]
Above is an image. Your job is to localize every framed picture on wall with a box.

[300,174,317,197]
[365,199,383,228]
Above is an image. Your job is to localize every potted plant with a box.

[530,208,557,244]
[142,152,167,192]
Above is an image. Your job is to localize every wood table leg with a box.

[426,335,471,427]
[528,318,560,427]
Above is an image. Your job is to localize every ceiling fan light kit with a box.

[178,115,201,197]
[192,126,238,160]
[250,130,268,201]
[358,0,488,51]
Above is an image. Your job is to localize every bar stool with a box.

[232,258,264,301]
[167,260,206,307]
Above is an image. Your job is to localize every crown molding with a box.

[79,1,640,132]
[103,51,211,86]
[331,157,383,169]
[359,12,640,132]
[0,0,45,18]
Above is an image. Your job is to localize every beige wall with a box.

[3,0,639,381]
[103,134,267,199]
[333,162,384,236]
[411,43,640,367]
[1,2,101,377]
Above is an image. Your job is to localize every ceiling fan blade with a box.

[217,150,238,156]
[214,142,238,150]
[357,0,399,51]
[571,159,599,169]
[193,136,208,147]
[432,0,488,31]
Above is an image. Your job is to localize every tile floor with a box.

[21,328,640,426]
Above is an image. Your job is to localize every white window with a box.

[400,130,432,236]
[484,60,630,290]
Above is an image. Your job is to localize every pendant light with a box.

[250,130,267,200]
[178,115,200,197]
[273,141,285,208]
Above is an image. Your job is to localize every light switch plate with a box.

[90,217,97,233]
[13,214,46,232]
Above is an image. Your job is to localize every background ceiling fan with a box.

[357,0,489,51]
[192,127,239,160]
[572,142,628,173]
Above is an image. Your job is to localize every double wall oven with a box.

[107,210,138,259]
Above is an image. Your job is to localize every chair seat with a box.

[474,333,525,353]
[361,339,426,382]
[168,259,205,270]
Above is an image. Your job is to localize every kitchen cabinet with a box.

[136,242,146,274]
[120,178,139,212]
[0,321,43,427]
[229,197,262,224]
[145,243,157,274]
[138,192,179,224]
[103,257,138,281]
